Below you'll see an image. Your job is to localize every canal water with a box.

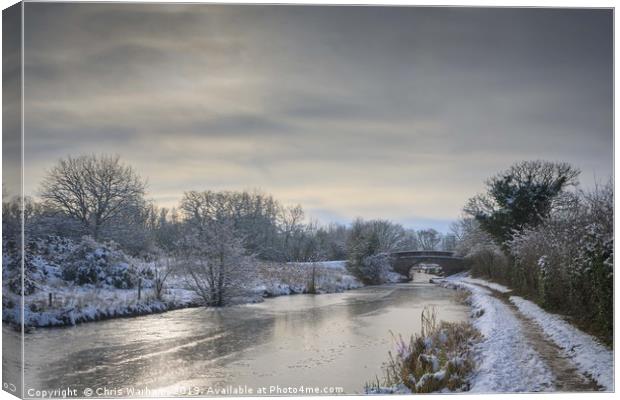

[22,274,468,396]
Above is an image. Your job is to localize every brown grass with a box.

[368,306,480,393]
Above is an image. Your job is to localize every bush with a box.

[62,237,140,288]
[461,179,613,344]
[368,307,480,393]
[3,239,47,296]
[507,218,577,308]
[346,219,402,284]
[351,253,394,285]
[36,235,77,265]
[570,223,613,339]
[464,243,509,282]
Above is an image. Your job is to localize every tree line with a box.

[454,160,613,343]
[3,154,457,304]
[5,155,610,325]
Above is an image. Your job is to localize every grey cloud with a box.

[19,4,613,231]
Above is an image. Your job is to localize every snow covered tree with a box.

[39,154,147,240]
[316,223,349,260]
[569,181,613,339]
[572,224,613,337]
[180,190,281,260]
[177,219,256,306]
[345,219,403,284]
[463,174,613,343]
[451,217,505,279]
[464,160,579,245]
[62,237,140,288]
[3,238,38,296]
[356,253,393,285]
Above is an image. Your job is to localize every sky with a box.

[18,4,613,232]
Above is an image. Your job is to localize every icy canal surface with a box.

[23,276,467,395]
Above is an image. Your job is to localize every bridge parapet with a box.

[392,250,457,258]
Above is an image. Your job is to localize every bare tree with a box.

[180,190,281,260]
[39,154,146,239]
[370,220,408,252]
[280,204,305,256]
[417,229,441,251]
[178,220,256,306]
[152,257,175,301]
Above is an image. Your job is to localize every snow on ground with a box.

[287,260,347,270]
[441,275,555,392]
[256,261,361,297]
[5,260,362,329]
[510,295,613,391]
[461,277,512,293]
[3,270,203,328]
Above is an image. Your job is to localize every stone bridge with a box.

[391,250,465,277]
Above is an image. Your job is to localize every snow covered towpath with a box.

[438,274,612,393]
[510,295,613,391]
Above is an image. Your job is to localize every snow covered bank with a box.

[288,260,404,283]
[287,260,347,270]
[254,262,362,297]
[2,284,202,329]
[440,275,555,392]
[3,294,199,329]
[4,259,362,330]
[461,277,512,293]
[510,295,613,391]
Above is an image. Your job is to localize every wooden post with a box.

[138,278,142,301]
[312,266,316,291]
[309,265,317,294]
[48,293,53,307]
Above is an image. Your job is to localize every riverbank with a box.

[3,261,365,330]
[437,273,613,392]
[21,280,468,394]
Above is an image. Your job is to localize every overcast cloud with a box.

[21,4,613,231]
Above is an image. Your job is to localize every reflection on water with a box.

[23,277,467,395]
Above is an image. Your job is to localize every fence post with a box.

[309,265,317,294]
[48,293,53,307]
[138,278,142,301]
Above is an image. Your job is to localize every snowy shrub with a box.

[570,223,613,338]
[346,218,403,284]
[367,307,480,394]
[463,177,613,343]
[505,182,613,342]
[346,252,395,285]
[573,181,614,338]
[178,221,257,306]
[463,242,508,282]
[35,235,76,265]
[3,239,49,296]
[507,215,581,309]
[62,236,140,288]
[453,217,507,281]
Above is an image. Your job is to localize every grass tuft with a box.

[367,306,480,394]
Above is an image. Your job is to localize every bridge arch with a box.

[391,250,465,278]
